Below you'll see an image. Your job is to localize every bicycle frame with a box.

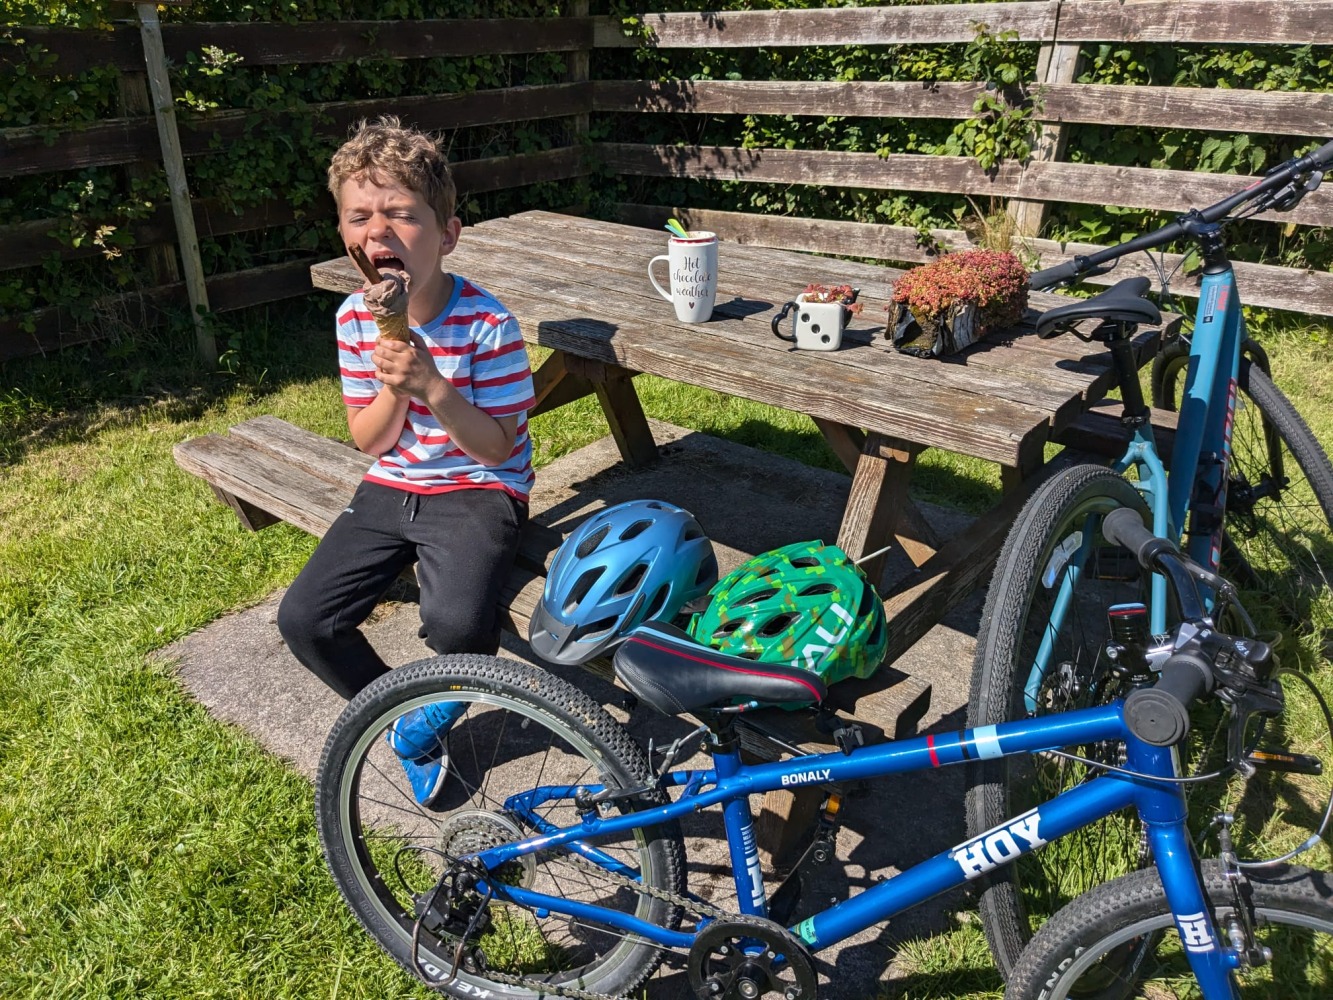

[1022,244,1245,713]
[472,703,1243,998]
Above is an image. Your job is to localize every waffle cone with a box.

[374,312,411,343]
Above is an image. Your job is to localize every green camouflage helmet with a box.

[687,540,888,686]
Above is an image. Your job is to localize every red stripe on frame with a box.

[927,733,940,768]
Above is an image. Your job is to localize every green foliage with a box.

[1,1,577,355]
[593,1,1330,332]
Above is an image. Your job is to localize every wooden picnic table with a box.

[310,210,1174,673]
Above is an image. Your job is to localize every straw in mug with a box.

[665,218,691,239]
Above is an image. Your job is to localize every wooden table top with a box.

[310,210,1168,468]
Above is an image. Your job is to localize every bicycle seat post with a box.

[1105,328,1150,428]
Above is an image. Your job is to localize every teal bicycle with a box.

[967,139,1333,976]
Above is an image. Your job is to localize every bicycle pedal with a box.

[1244,748,1323,776]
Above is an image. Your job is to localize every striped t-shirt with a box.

[336,276,536,500]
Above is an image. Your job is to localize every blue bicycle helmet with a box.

[528,499,719,666]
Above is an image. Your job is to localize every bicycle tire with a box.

[967,465,1155,978]
[1007,861,1333,1000]
[1152,341,1333,666]
[316,653,686,1000]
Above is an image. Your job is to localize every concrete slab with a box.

[164,421,988,996]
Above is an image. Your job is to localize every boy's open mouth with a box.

[371,253,406,274]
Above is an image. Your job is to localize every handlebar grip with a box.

[1028,260,1080,290]
[1103,506,1174,570]
[1309,138,1333,171]
[1123,650,1215,746]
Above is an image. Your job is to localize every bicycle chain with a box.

[448,847,733,1000]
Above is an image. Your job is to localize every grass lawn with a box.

[1,308,1330,999]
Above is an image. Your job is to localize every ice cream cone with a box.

[372,311,411,343]
[362,269,411,343]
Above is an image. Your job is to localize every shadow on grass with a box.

[0,296,338,467]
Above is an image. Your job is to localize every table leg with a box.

[835,432,938,587]
[1000,435,1046,495]
[563,355,658,469]
[529,349,596,417]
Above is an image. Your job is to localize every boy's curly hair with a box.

[328,116,456,224]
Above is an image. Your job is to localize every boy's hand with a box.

[372,333,442,399]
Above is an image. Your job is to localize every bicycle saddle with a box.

[1035,276,1161,339]
[613,621,827,717]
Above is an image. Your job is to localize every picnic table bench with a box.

[175,210,1179,860]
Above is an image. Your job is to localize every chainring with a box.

[687,914,818,1000]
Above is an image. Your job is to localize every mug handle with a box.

[647,255,672,302]
[771,300,798,342]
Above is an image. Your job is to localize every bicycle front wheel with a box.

[316,654,686,1000]
[967,465,1154,977]
[1153,343,1333,666]
[1007,861,1333,1000]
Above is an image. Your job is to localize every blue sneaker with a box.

[387,701,467,809]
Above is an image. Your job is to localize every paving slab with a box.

[165,421,989,996]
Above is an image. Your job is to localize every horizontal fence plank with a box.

[1039,83,1333,137]
[1,199,302,271]
[592,5,1058,48]
[614,204,1333,318]
[593,3,1331,48]
[5,18,595,76]
[593,80,1333,139]
[0,83,592,179]
[0,259,316,363]
[593,79,985,118]
[1055,0,1333,44]
[599,143,1333,229]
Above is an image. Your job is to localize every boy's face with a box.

[338,174,460,304]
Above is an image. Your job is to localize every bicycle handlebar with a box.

[1102,507,1226,746]
[1029,138,1333,291]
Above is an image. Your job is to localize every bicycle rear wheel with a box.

[1007,861,1333,1000]
[967,465,1154,978]
[316,654,686,1000]
[1152,341,1333,666]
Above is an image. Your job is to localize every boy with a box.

[277,117,535,806]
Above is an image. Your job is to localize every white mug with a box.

[648,231,718,323]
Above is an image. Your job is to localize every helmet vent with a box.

[858,586,877,616]
[758,612,797,637]
[642,583,670,622]
[715,619,745,637]
[799,582,836,596]
[619,518,653,541]
[565,567,604,613]
[575,615,619,641]
[734,587,778,607]
[790,556,821,569]
[575,524,610,558]
[683,521,704,541]
[616,562,647,596]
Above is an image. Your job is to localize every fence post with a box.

[135,2,215,364]
[1009,1,1082,238]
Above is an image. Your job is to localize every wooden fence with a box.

[3,1,1331,363]
[0,14,596,362]
[598,1,1333,318]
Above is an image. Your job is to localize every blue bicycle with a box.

[966,139,1333,977]
[317,515,1333,999]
